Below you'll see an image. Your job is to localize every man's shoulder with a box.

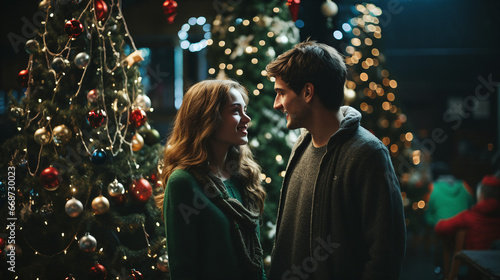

[346,126,387,153]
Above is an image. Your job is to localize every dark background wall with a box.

[1,0,499,186]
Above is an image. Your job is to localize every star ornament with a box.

[20,202,33,221]
[123,50,144,68]
[230,35,254,60]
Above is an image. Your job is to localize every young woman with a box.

[155,79,266,280]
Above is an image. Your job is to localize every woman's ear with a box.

[303,83,314,103]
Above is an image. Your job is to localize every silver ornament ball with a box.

[134,94,152,111]
[78,234,97,252]
[74,52,90,69]
[108,179,125,197]
[25,39,40,54]
[51,57,68,73]
[65,197,84,218]
[157,254,169,272]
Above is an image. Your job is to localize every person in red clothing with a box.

[435,174,500,250]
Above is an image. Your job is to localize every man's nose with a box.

[273,94,282,110]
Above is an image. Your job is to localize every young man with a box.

[266,41,406,280]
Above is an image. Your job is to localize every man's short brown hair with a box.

[266,40,347,111]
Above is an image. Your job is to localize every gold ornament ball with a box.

[34,127,51,145]
[91,195,110,215]
[52,125,72,146]
[132,133,144,151]
[321,0,338,17]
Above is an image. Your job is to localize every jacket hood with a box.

[433,176,466,197]
[339,106,361,131]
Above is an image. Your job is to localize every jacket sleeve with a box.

[358,146,406,280]
[164,170,200,280]
[434,211,468,237]
[425,186,438,227]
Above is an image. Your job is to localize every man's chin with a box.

[286,122,298,130]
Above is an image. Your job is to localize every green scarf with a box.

[190,168,263,275]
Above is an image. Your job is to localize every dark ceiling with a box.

[1,0,499,165]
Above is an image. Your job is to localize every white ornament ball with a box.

[321,0,339,17]
[134,94,152,111]
[266,47,276,59]
[275,34,289,45]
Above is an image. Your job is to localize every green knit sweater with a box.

[164,169,265,280]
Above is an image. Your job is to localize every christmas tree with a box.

[338,3,423,232]
[206,0,300,258]
[0,0,167,279]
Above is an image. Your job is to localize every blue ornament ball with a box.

[91,149,107,164]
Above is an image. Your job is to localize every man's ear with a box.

[303,83,314,103]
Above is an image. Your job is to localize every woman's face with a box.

[212,88,251,148]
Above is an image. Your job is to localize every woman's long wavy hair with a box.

[155,79,266,214]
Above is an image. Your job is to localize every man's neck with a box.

[307,109,343,148]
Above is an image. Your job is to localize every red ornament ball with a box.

[162,0,177,16]
[287,0,301,22]
[40,167,62,191]
[129,109,147,128]
[150,173,158,182]
[89,263,107,279]
[18,69,29,87]
[65,19,84,38]
[162,0,177,23]
[113,193,128,205]
[129,269,144,280]
[94,0,109,22]
[87,109,107,127]
[129,178,152,203]
[0,237,5,254]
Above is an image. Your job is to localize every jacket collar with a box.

[293,106,362,150]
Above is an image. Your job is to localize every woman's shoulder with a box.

[167,169,199,188]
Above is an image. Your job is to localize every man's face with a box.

[273,76,308,130]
